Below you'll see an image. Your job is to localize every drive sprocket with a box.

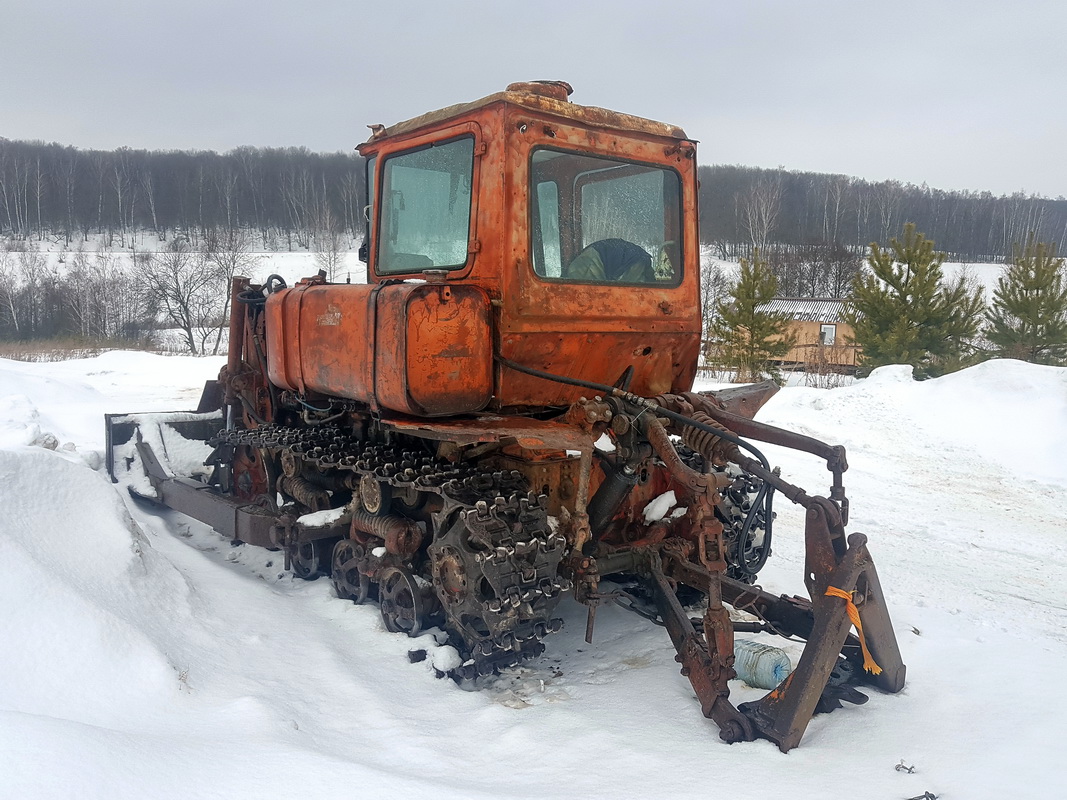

[428,492,569,677]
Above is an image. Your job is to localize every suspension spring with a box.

[681,411,736,467]
[351,507,423,557]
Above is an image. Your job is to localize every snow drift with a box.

[1,353,1064,799]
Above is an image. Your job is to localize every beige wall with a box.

[779,319,860,368]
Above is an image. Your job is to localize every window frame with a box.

[373,131,479,277]
[527,145,685,288]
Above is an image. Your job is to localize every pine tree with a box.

[710,251,796,383]
[846,223,984,379]
[986,238,1067,365]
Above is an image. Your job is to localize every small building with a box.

[761,297,861,371]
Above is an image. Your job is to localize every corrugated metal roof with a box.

[759,297,854,322]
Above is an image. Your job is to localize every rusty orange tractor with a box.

[107,81,904,751]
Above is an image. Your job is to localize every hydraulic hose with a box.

[496,355,775,573]
[495,356,772,469]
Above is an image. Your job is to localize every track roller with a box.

[331,539,373,604]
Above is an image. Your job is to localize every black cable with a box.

[236,289,266,306]
[264,274,287,293]
[735,481,772,577]
[496,355,775,571]
[496,355,771,468]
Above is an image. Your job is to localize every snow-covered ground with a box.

[1,353,1064,799]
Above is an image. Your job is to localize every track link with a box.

[212,423,569,675]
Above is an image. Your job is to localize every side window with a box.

[820,324,837,345]
[361,155,376,264]
[378,137,474,274]
[534,181,562,277]
[529,148,682,285]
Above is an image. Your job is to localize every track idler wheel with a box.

[290,538,332,580]
[379,567,428,636]
[331,539,372,604]
[359,473,392,515]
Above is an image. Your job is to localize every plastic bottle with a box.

[733,638,792,690]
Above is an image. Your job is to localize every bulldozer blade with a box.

[105,410,222,486]
[737,528,906,752]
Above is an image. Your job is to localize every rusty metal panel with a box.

[496,330,700,407]
[355,88,703,413]
[375,283,493,416]
[384,414,593,451]
[493,105,702,408]
[359,85,689,146]
[266,284,376,399]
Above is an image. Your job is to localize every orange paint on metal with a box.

[266,283,492,416]
[378,284,493,416]
[384,415,593,452]
[353,88,702,412]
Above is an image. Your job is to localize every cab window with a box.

[530,148,682,285]
[378,137,474,274]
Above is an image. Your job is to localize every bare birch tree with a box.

[136,237,224,354]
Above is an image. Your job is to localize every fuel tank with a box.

[265,281,493,416]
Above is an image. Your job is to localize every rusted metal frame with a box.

[693,380,779,419]
[663,553,864,660]
[366,280,390,414]
[683,391,851,521]
[573,447,593,552]
[683,391,847,471]
[721,577,833,643]
[662,498,904,750]
[225,276,249,398]
[132,433,342,550]
[642,415,731,572]
[646,551,755,744]
[846,555,907,694]
[735,496,904,750]
[642,415,707,494]
[737,529,874,752]
[246,310,276,424]
[382,414,593,451]
[732,451,817,510]
[582,541,759,744]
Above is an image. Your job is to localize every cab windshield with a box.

[530,148,682,285]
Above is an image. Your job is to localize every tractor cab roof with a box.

[358,81,690,152]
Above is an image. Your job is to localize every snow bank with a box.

[0,352,1064,799]
[0,448,191,731]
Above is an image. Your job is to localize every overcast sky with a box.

[4,0,1065,197]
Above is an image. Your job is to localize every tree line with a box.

[3,137,1067,265]
[699,164,1067,263]
[0,138,366,250]
[0,230,269,353]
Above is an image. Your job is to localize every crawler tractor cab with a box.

[264,80,700,415]
[107,82,905,752]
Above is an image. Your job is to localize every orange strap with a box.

[825,585,883,675]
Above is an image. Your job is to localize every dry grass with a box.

[0,337,157,362]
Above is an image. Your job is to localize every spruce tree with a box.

[710,251,795,383]
[986,238,1067,365]
[846,223,984,378]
